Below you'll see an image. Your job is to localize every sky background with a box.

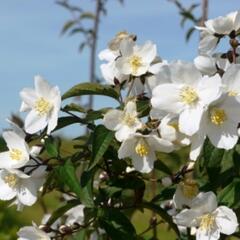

[0,0,239,136]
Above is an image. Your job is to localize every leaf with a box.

[98,208,136,240]
[63,103,86,113]
[185,27,195,42]
[55,116,83,131]
[62,82,120,101]
[61,20,76,35]
[46,199,80,225]
[154,159,172,175]
[89,125,114,170]
[80,12,95,20]
[136,99,150,117]
[44,137,59,158]
[85,108,110,121]
[218,178,240,208]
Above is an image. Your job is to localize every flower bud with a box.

[59,225,72,234]
[161,176,172,187]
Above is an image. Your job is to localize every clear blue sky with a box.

[0,0,239,135]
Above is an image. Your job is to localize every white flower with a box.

[17,223,50,240]
[116,39,157,76]
[103,101,143,142]
[158,114,190,149]
[190,94,240,160]
[151,61,222,136]
[118,133,173,173]
[174,192,238,240]
[65,204,85,226]
[20,75,61,134]
[173,179,199,209]
[222,64,240,98]
[0,130,29,169]
[0,167,45,206]
[196,11,240,54]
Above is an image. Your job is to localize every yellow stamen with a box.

[228,90,238,97]
[135,140,149,157]
[200,214,215,230]
[9,149,23,161]
[129,55,142,74]
[4,174,18,188]
[180,179,199,199]
[169,122,179,131]
[123,113,137,127]
[180,86,198,104]
[34,97,52,116]
[210,108,227,125]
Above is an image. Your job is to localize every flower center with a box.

[180,86,198,105]
[4,174,18,188]
[228,90,238,96]
[9,149,23,161]
[181,179,198,199]
[35,97,52,116]
[135,140,149,157]
[129,55,142,74]
[200,214,215,231]
[210,108,227,125]
[123,113,137,127]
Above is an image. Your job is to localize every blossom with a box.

[151,61,222,136]
[20,75,61,134]
[115,39,157,76]
[103,101,143,142]
[196,11,240,54]
[0,167,46,206]
[173,179,199,209]
[118,133,173,173]
[65,204,85,226]
[174,192,238,240]
[17,223,50,240]
[0,130,29,169]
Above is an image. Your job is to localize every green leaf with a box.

[61,20,76,35]
[98,208,136,240]
[62,82,120,101]
[55,116,83,131]
[44,137,59,158]
[46,199,80,225]
[136,99,150,117]
[89,125,114,170]
[63,103,86,113]
[80,12,95,20]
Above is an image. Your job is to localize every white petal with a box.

[196,227,220,240]
[170,61,202,86]
[115,125,137,142]
[191,192,217,213]
[199,33,219,54]
[34,75,52,98]
[174,209,199,227]
[179,105,204,136]
[131,151,155,173]
[151,84,184,113]
[190,133,205,161]
[194,55,217,75]
[147,135,174,153]
[19,88,37,109]
[119,39,134,57]
[3,130,26,150]
[115,57,132,75]
[0,170,16,200]
[222,64,240,93]
[137,41,157,64]
[103,109,123,131]
[17,180,37,206]
[215,206,238,235]
[47,110,58,134]
[118,138,136,159]
[25,110,48,134]
[173,186,193,209]
[98,48,117,61]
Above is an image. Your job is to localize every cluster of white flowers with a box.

[99,10,240,240]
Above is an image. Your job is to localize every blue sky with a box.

[0,0,239,135]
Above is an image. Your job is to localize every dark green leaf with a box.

[44,137,59,158]
[61,20,76,35]
[89,125,114,170]
[62,83,120,101]
[63,103,86,113]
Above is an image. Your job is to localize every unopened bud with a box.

[230,38,239,49]
[39,224,51,233]
[161,176,172,187]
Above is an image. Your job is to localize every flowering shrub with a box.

[1,10,240,240]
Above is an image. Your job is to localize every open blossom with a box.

[0,130,29,169]
[115,39,157,76]
[174,192,238,240]
[196,11,240,54]
[17,223,50,240]
[173,179,199,209]
[151,61,222,136]
[118,133,173,173]
[0,167,45,206]
[20,75,61,134]
[103,101,143,142]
